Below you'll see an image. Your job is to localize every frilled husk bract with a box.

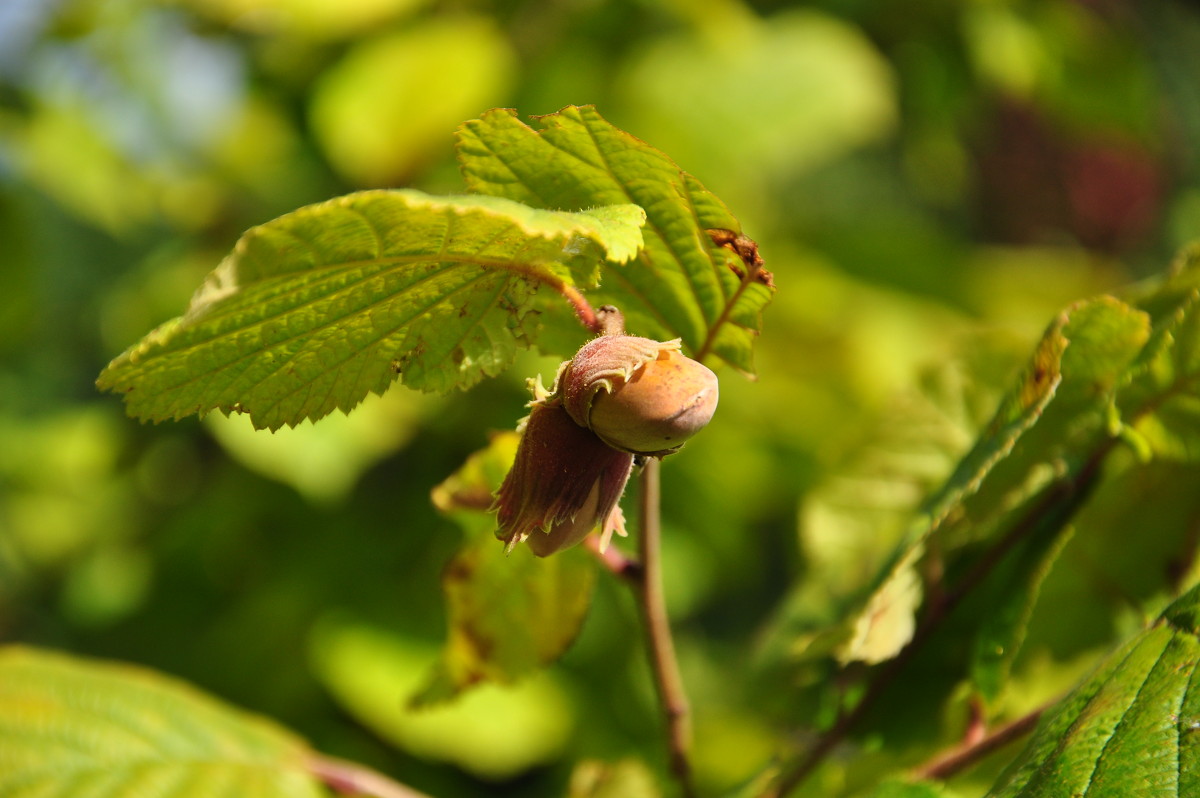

[494,400,633,556]
[561,336,682,429]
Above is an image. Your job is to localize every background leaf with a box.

[308,618,572,780]
[567,758,662,798]
[856,780,965,798]
[310,17,516,184]
[986,580,1200,797]
[457,105,774,372]
[96,189,644,430]
[615,8,896,195]
[1120,249,1200,459]
[0,645,324,798]
[832,295,1151,666]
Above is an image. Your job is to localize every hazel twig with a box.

[914,703,1047,781]
[635,457,697,798]
[308,754,432,798]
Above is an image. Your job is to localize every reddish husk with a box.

[494,401,632,557]
[494,331,718,555]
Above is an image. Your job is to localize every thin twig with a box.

[585,534,643,583]
[307,754,433,798]
[914,703,1048,781]
[636,457,697,798]
[762,441,1113,797]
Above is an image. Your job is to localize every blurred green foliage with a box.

[3,0,1200,796]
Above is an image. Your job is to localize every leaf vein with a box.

[1080,637,1172,796]
[248,268,509,421]
[524,134,692,347]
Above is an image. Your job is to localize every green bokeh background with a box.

[2,0,1199,795]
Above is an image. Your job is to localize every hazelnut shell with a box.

[561,335,718,456]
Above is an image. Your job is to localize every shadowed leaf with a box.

[837,296,1151,665]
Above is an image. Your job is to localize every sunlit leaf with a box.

[617,9,895,185]
[758,346,1012,673]
[1120,249,1200,460]
[308,618,572,779]
[97,189,645,430]
[421,432,596,703]
[0,646,323,798]
[457,105,774,373]
[185,0,430,39]
[838,545,923,666]
[986,580,1200,796]
[311,18,515,184]
[568,758,661,798]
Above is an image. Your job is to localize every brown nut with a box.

[561,335,718,456]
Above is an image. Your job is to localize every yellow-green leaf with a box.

[96,189,645,430]
[0,646,323,798]
[310,17,515,183]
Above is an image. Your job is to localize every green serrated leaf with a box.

[0,645,322,798]
[97,189,645,430]
[420,432,596,704]
[986,581,1200,797]
[457,105,774,372]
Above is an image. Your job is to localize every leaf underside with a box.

[458,105,774,372]
[0,646,322,798]
[97,189,645,430]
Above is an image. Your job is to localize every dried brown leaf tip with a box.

[707,228,774,289]
[494,326,719,556]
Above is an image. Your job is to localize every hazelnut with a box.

[493,326,717,556]
[561,336,718,456]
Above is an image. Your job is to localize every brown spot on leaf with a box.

[443,556,475,584]
[706,228,775,288]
